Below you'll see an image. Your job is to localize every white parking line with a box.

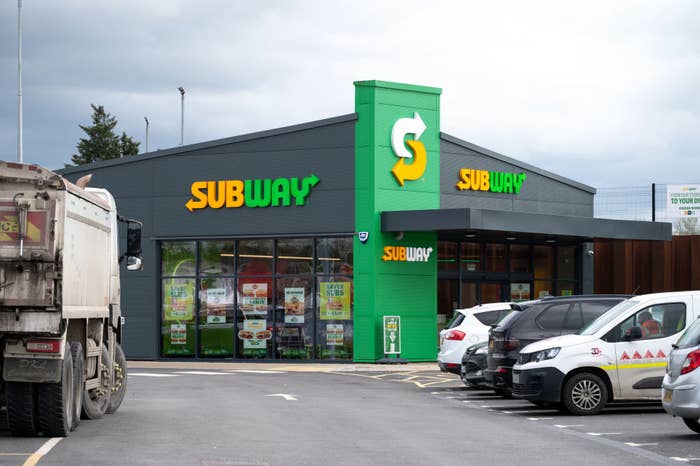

[587,432,622,436]
[553,425,584,428]
[227,370,286,374]
[174,371,234,376]
[527,417,554,421]
[670,458,700,463]
[22,437,62,466]
[625,442,659,447]
[129,372,180,377]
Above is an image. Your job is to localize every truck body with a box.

[0,161,142,436]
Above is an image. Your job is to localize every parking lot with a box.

[0,366,696,466]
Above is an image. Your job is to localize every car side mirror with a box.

[624,326,643,340]
[126,221,142,257]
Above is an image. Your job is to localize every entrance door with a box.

[461,280,508,308]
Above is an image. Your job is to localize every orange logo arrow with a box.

[392,140,427,186]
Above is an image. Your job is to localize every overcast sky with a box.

[0,1,698,188]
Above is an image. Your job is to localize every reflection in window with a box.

[486,244,506,272]
[534,246,554,279]
[557,246,576,280]
[198,277,235,357]
[317,278,353,360]
[438,242,459,271]
[161,277,196,356]
[161,242,196,277]
[199,241,234,276]
[316,238,353,275]
[276,275,313,360]
[461,243,482,272]
[238,239,273,275]
[277,238,313,275]
[510,245,531,273]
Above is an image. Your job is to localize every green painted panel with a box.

[353,80,441,362]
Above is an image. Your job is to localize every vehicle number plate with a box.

[663,390,673,402]
[512,373,520,384]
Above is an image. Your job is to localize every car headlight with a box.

[533,347,560,363]
[475,346,489,355]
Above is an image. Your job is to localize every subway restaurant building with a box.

[60,80,670,362]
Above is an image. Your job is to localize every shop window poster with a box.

[205,288,229,324]
[284,287,305,323]
[510,283,531,302]
[241,283,268,316]
[163,281,194,321]
[326,324,344,346]
[320,282,351,320]
[238,319,271,349]
[170,324,187,345]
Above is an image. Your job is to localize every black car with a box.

[484,295,631,397]
[460,341,489,388]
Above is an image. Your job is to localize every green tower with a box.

[353,80,442,362]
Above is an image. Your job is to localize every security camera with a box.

[586,250,595,256]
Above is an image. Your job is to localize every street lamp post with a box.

[17,0,23,163]
[144,116,149,153]
[178,86,185,146]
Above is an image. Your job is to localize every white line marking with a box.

[265,393,298,401]
[228,370,286,374]
[586,432,621,436]
[554,425,584,428]
[129,373,180,377]
[625,442,659,447]
[23,437,62,466]
[174,371,233,375]
[462,400,471,403]
[480,405,491,408]
[669,458,700,463]
[527,417,554,421]
[501,411,513,414]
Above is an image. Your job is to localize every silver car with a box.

[662,317,700,434]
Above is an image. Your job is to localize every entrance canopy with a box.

[381,208,672,243]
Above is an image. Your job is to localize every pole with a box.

[651,183,656,222]
[178,87,185,146]
[17,0,23,163]
[144,116,149,153]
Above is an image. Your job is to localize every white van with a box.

[512,291,700,415]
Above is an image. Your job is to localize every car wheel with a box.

[562,373,607,415]
[494,388,513,398]
[682,418,700,434]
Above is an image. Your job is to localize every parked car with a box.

[662,314,700,433]
[513,291,700,415]
[485,295,630,397]
[461,341,489,387]
[438,303,514,375]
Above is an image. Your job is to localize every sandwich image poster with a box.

[240,283,268,315]
[284,287,305,323]
[320,282,351,320]
[238,319,270,349]
[163,280,195,321]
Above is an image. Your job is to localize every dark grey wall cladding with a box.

[440,139,594,217]
[59,118,356,359]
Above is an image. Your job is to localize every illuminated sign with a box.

[391,112,427,186]
[186,174,319,212]
[381,246,433,263]
[457,168,527,194]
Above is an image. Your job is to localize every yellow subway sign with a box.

[457,168,527,194]
[186,174,319,212]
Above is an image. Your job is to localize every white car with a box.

[512,291,700,415]
[438,302,514,375]
[662,316,700,434]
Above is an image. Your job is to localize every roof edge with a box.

[353,80,442,95]
[440,132,596,194]
[58,113,359,174]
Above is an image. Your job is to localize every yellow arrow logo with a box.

[392,140,427,186]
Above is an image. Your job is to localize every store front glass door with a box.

[461,280,507,308]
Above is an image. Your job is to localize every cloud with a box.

[0,0,698,188]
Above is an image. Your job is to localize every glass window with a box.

[461,243,482,272]
[618,303,686,341]
[474,310,511,326]
[485,244,506,272]
[316,237,353,275]
[461,281,477,308]
[557,281,577,296]
[199,241,234,276]
[557,246,576,280]
[534,246,554,279]
[275,275,313,360]
[677,316,700,349]
[277,239,313,275]
[317,278,353,360]
[238,239,273,275]
[198,278,235,357]
[535,303,571,331]
[161,242,196,277]
[161,277,196,356]
[533,280,552,299]
[438,241,459,271]
[510,245,531,273]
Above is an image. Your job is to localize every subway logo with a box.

[457,168,527,194]
[186,174,319,212]
[381,246,433,263]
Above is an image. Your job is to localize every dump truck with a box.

[0,161,142,436]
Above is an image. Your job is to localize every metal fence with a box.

[594,184,699,235]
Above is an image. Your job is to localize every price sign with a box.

[383,316,401,355]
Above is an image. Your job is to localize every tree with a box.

[70,104,140,165]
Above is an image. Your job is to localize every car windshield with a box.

[675,318,700,349]
[579,299,637,335]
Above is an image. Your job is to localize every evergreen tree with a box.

[70,104,140,165]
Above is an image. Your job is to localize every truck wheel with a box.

[70,342,85,431]
[562,372,607,415]
[7,382,38,436]
[81,345,112,420]
[37,353,74,437]
[106,342,127,414]
[682,418,700,434]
